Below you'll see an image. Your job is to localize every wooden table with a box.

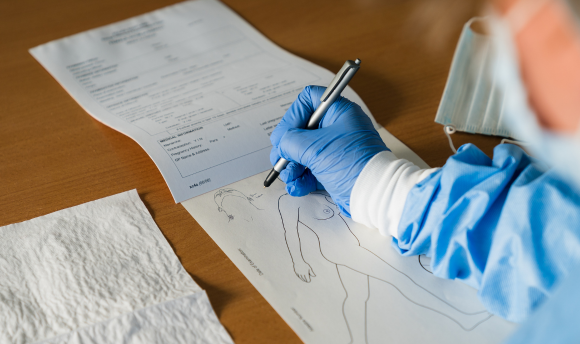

[0,0,501,342]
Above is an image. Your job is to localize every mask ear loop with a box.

[500,138,528,146]
[444,125,458,153]
[445,125,527,153]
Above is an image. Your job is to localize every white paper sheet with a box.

[0,190,232,344]
[182,128,516,344]
[29,0,380,203]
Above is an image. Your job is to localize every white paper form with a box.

[30,0,377,202]
[182,128,516,344]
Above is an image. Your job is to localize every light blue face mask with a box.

[435,17,517,140]
[438,12,580,190]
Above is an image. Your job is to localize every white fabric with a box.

[37,292,232,344]
[0,190,231,344]
[351,151,439,238]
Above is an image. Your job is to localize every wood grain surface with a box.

[0,0,502,342]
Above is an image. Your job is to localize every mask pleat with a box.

[435,17,515,139]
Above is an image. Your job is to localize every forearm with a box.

[284,226,304,264]
[350,150,439,238]
[351,143,580,322]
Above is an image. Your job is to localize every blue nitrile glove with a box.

[269,85,389,216]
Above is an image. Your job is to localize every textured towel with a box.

[0,190,232,344]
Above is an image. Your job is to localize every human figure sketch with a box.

[278,192,490,343]
[214,188,261,222]
[419,254,433,274]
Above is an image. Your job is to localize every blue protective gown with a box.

[504,259,580,343]
[393,143,580,323]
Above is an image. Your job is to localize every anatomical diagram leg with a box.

[321,242,490,331]
[337,265,370,344]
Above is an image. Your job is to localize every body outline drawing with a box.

[278,192,491,343]
[214,188,262,222]
[419,254,433,274]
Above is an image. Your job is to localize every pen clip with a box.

[320,59,361,102]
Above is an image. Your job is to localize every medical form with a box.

[30,0,376,202]
[29,2,518,342]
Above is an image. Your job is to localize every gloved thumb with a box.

[278,128,322,197]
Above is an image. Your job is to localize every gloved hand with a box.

[270,86,389,216]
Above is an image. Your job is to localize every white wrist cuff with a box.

[350,151,439,239]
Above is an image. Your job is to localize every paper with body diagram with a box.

[29,0,380,203]
[182,127,516,343]
[30,0,517,340]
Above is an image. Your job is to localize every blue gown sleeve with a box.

[392,143,580,323]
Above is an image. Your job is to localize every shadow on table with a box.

[292,54,406,127]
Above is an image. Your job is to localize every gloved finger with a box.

[270,86,325,147]
[327,100,377,132]
[269,146,281,166]
[320,99,357,126]
[279,85,353,130]
[286,168,318,196]
[277,127,319,168]
[312,92,369,130]
[318,95,351,128]
[279,161,306,184]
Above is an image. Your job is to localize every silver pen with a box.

[263,58,361,187]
